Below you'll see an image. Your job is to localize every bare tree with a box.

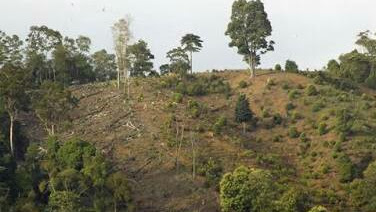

[112,17,132,95]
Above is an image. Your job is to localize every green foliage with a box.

[166,47,190,75]
[308,206,328,212]
[288,127,300,138]
[327,59,340,75]
[275,64,282,71]
[318,122,328,135]
[32,81,76,135]
[225,0,274,76]
[306,85,318,96]
[198,158,223,187]
[220,166,277,212]
[181,33,203,74]
[213,116,227,134]
[238,80,248,88]
[276,187,310,212]
[288,90,299,100]
[338,50,371,83]
[127,40,155,77]
[285,60,299,72]
[172,93,183,103]
[285,102,295,112]
[349,160,376,211]
[336,153,356,183]
[91,49,117,81]
[335,108,354,136]
[235,94,254,123]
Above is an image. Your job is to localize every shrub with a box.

[285,60,299,72]
[318,122,328,135]
[266,78,276,87]
[285,102,296,112]
[289,127,300,138]
[199,158,223,187]
[275,64,282,71]
[273,135,283,142]
[300,132,308,143]
[336,153,356,183]
[272,113,283,125]
[238,80,248,88]
[282,82,290,90]
[305,85,318,96]
[312,102,325,112]
[291,111,303,121]
[213,116,227,134]
[172,93,183,103]
[288,90,299,100]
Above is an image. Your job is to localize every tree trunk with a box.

[190,51,193,75]
[117,69,120,89]
[242,122,246,135]
[248,55,255,78]
[51,124,55,135]
[191,132,196,180]
[9,115,14,155]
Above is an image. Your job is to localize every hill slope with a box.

[56,71,376,211]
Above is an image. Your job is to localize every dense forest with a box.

[1,0,376,211]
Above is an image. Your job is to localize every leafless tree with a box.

[112,17,132,96]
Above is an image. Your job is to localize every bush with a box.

[275,64,282,71]
[288,90,299,100]
[300,132,308,143]
[213,116,227,134]
[289,127,300,138]
[285,60,299,72]
[272,113,283,125]
[172,93,183,103]
[285,102,296,112]
[306,85,318,96]
[318,122,328,135]
[312,102,325,112]
[336,153,356,183]
[199,158,223,187]
[238,80,248,88]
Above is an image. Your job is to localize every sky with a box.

[1,0,376,71]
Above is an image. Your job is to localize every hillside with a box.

[42,70,376,211]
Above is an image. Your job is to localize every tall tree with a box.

[0,65,29,155]
[225,0,274,78]
[92,49,117,81]
[181,34,203,74]
[112,17,132,95]
[25,26,62,84]
[166,47,190,76]
[0,31,24,67]
[32,81,76,136]
[127,40,154,77]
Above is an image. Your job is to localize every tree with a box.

[339,50,371,83]
[92,49,117,81]
[0,31,24,67]
[235,94,254,133]
[275,64,282,71]
[127,40,154,77]
[327,59,340,74]
[285,60,299,72]
[159,64,170,75]
[106,172,133,212]
[0,65,29,155]
[25,26,62,84]
[181,33,203,74]
[112,17,132,94]
[166,47,190,75]
[32,81,76,136]
[220,166,277,212]
[225,0,274,78]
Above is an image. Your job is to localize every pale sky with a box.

[1,0,376,71]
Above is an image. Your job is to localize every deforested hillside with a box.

[55,70,376,211]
